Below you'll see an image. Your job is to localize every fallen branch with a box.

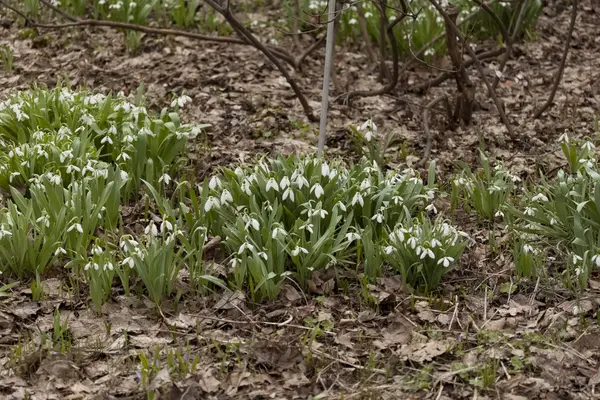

[533,0,578,118]
[430,0,514,137]
[420,95,453,166]
[204,0,318,122]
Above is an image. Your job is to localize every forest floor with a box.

[1,0,600,399]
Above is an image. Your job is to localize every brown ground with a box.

[1,1,600,399]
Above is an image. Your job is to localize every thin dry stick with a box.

[533,0,578,118]
[292,0,301,47]
[204,0,318,122]
[296,33,326,70]
[430,0,514,137]
[411,48,506,92]
[421,95,452,166]
[1,0,296,67]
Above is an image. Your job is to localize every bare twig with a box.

[204,0,317,122]
[411,48,506,92]
[421,95,452,166]
[533,0,578,118]
[296,33,326,70]
[430,0,515,137]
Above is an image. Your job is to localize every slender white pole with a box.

[317,0,337,156]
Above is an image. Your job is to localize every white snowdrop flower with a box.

[234,167,244,177]
[352,192,364,207]
[280,176,290,189]
[84,262,91,271]
[68,223,83,234]
[582,141,595,152]
[321,163,330,177]
[291,246,309,256]
[336,202,347,212]
[522,244,534,254]
[208,176,222,190]
[246,218,260,231]
[295,175,309,190]
[238,242,254,254]
[282,187,295,202]
[437,256,455,268]
[572,254,583,265]
[161,220,173,233]
[204,196,220,212]
[550,218,557,225]
[532,193,548,202]
[220,189,233,204]
[524,207,536,216]
[407,237,417,249]
[145,222,158,237]
[0,224,12,239]
[271,227,287,239]
[59,150,73,163]
[311,183,324,198]
[117,152,131,162]
[348,18,358,25]
[241,179,252,196]
[360,178,371,191]
[424,48,435,57]
[495,210,504,218]
[510,175,522,183]
[104,262,114,271]
[300,223,314,234]
[313,208,328,219]
[66,165,80,174]
[392,196,404,205]
[48,173,62,185]
[122,257,135,269]
[420,247,435,259]
[384,246,394,255]
[230,258,241,269]
[266,178,279,192]
[159,173,172,185]
[364,11,373,18]
[36,215,50,228]
[170,94,192,108]
[371,213,384,223]
[425,203,437,214]
[592,254,600,267]
[101,135,113,145]
[119,171,129,181]
[54,247,67,256]
[430,239,442,248]
[257,251,268,261]
[557,132,569,143]
[346,232,361,242]
[328,169,338,180]
[92,245,104,256]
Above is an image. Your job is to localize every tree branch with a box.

[204,0,317,122]
[429,0,514,137]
